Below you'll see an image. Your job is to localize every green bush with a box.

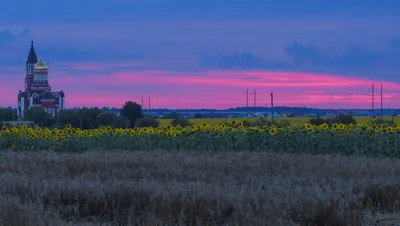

[171,116,191,127]
[240,118,290,127]
[308,117,326,126]
[371,117,395,125]
[112,115,131,129]
[135,115,160,128]
[96,112,118,127]
[308,114,355,126]
[335,114,356,125]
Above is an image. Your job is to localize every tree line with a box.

[0,101,194,129]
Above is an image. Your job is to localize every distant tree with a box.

[79,107,103,129]
[335,114,356,125]
[112,115,131,128]
[0,107,17,122]
[371,117,394,125]
[119,101,143,128]
[308,114,355,126]
[163,112,179,119]
[57,109,80,128]
[308,117,326,126]
[24,106,53,127]
[135,115,160,128]
[194,113,203,118]
[171,116,191,127]
[97,111,118,127]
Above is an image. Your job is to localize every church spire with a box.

[26,41,38,64]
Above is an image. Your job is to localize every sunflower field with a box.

[1,121,400,157]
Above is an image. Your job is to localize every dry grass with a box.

[1,150,400,225]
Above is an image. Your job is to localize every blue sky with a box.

[0,0,400,108]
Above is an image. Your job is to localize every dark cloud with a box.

[0,29,145,66]
[0,29,15,46]
[284,41,398,69]
[332,44,390,69]
[39,48,145,63]
[197,41,400,72]
[0,28,32,47]
[196,41,400,81]
[284,41,330,67]
[197,52,291,70]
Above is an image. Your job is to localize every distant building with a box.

[17,41,65,119]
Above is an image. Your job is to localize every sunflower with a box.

[332,123,338,129]
[269,126,277,136]
[1,125,8,131]
[386,127,394,133]
[304,123,312,130]
[11,127,18,133]
[49,147,55,152]
[11,144,16,149]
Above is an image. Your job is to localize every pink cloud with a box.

[1,67,400,109]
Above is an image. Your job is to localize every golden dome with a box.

[34,59,48,70]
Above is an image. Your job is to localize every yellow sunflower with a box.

[269,126,277,136]
[386,127,394,133]
[304,123,312,130]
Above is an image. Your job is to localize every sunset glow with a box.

[2,66,399,109]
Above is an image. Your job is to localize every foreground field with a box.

[1,150,400,225]
[158,116,400,126]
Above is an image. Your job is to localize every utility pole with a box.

[380,83,383,118]
[270,92,274,124]
[253,89,259,107]
[371,83,374,111]
[243,89,249,108]
[148,97,152,110]
[141,97,145,109]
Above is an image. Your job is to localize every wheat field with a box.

[1,150,400,225]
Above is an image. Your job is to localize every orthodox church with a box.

[17,41,65,119]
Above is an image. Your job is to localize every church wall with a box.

[41,101,57,118]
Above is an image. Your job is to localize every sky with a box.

[1,0,400,109]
